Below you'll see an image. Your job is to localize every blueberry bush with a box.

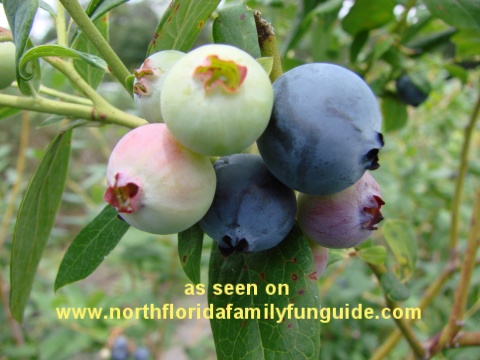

[0,0,479,359]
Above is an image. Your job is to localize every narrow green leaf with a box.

[39,0,56,18]
[88,0,128,22]
[341,0,395,35]
[2,0,41,95]
[178,223,204,285]
[357,246,387,265]
[383,219,417,281]
[0,106,21,120]
[256,56,273,75]
[19,44,108,80]
[73,16,109,89]
[10,130,72,322]
[380,272,410,302]
[208,224,321,359]
[212,2,261,58]
[423,0,480,31]
[147,0,221,55]
[54,205,130,291]
[381,95,408,132]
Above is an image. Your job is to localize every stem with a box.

[454,332,480,347]
[45,57,109,106]
[0,113,30,346]
[254,10,283,82]
[449,88,480,249]
[0,93,146,128]
[368,263,428,359]
[59,0,131,90]
[371,260,459,359]
[56,0,68,47]
[41,56,147,128]
[431,187,480,355]
[38,85,93,105]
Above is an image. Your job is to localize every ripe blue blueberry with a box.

[111,336,129,360]
[133,346,150,360]
[199,154,297,255]
[396,74,429,107]
[257,63,384,195]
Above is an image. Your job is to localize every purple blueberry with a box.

[297,171,385,249]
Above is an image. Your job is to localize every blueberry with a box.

[199,154,297,254]
[133,346,150,360]
[257,63,384,195]
[111,336,129,360]
[297,171,385,249]
[396,74,429,107]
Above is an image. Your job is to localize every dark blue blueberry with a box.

[199,154,297,254]
[396,74,429,107]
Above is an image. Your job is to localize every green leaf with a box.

[452,29,480,58]
[0,106,21,120]
[423,0,480,31]
[212,2,261,58]
[54,205,130,291]
[341,0,395,35]
[357,246,387,265]
[10,130,72,322]
[380,272,410,302]
[406,28,457,56]
[383,219,417,281]
[350,30,369,64]
[19,44,108,80]
[147,0,221,55]
[256,56,273,75]
[39,0,56,18]
[88,0,128,22]
[2,0,41,95]
[208,224,321,359]
[73,16,109,89]
[282,0,343,55]
[381,95,408,132]
[444,64,469,84]
[178,223,204,285]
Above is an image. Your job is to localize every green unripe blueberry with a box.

[0,41,16,90]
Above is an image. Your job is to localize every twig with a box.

[454,332,480,347]
[367,263,428,359]
[429,187,480,355]
[449,87,480,249]
[0,93,146,128]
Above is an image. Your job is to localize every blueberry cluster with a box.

[104,45,385,254]
[110,336,150,360]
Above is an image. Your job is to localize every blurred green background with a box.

[1,0,479,359]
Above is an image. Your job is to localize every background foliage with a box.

[0,0,479,359]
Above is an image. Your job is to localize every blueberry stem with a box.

[254,10,283,82]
